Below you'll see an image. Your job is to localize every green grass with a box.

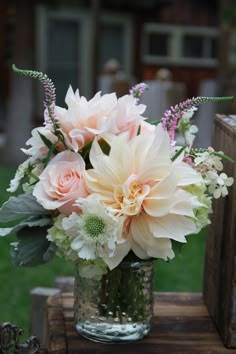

[0,166,206,337]
[155,231,206,292]
[0,166,74,337]
[0,237,74,332]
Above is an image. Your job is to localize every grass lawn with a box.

[0,166,206,337]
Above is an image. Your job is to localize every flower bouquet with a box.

[0,65,234,343]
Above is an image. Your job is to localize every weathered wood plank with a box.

[47,293,67,353]
[30,287,61,348]
[45,292,236,353]
[203,114,236,348]
[54,277,74,293]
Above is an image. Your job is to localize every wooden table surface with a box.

[47,292,236,354]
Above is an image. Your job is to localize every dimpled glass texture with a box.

[74,259,154,343]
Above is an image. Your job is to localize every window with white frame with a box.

[142,24,219,67]
[36,6,133,111]
[99,14,133,75]
[36,7,92,108]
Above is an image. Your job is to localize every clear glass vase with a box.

[74,257,154,343]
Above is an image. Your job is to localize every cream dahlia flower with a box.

[85,125,203,261]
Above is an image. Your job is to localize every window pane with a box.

[47,65,78,107]
[99,24,124,70]
[147,33,169,56]
[47,20,78,63]
[182,35,204,58]
[210,38,218,58]
[46,19,79,106]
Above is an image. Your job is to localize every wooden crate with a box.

[203,114,236,348]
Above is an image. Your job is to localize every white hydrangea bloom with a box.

[7,157,34,193]
[47,214,78,261]
[177,107,198,145]
[194,149,234,199]
[22,162,44,193]
[77,259,108,280]
[207,172,234,199]
[22,125,58,159]
[184,124,199,146]
[194,148,223,172]
[185,183,212,232]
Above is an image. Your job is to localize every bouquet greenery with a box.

[0,65,233,276]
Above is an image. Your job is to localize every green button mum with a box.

[84,216,106,239]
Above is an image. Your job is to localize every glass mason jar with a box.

[74,258,154,343]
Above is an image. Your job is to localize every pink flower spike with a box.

[161,96,229,145]
[129,82,148,103]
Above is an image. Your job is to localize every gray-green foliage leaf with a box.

[10,227,56,267]
[43,242,57,263]
[0,216,52,237]
[0,194,48,223]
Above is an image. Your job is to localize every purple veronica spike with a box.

[12,64,57,127]
[161,96,233,144]
[129,82,148,103]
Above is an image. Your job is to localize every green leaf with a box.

[0,194,48,223]
[10,227,56,267]
[171,145,187,161]
[38,131,58,153]
[149,119,161,125]
[98,139,111,155]
[81,140,93,161]
[137,125,141,135]
[0,216,52,237]
[192,148,235,164]
[43,242,57,262]
[0,227,17,237]
[211,151,235,163]
[43,144,57,166]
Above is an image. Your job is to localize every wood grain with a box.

[47,292,236,354]
[47,294,67,354]
[203,114,236,347]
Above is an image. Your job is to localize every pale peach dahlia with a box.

[49,86,146,152]
[85,125,203,261]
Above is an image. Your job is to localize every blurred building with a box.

[0,0,234,163]
[0,1,219,109]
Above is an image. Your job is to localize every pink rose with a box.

[33,151,88,215]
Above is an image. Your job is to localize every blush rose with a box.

[33,150,88,215]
